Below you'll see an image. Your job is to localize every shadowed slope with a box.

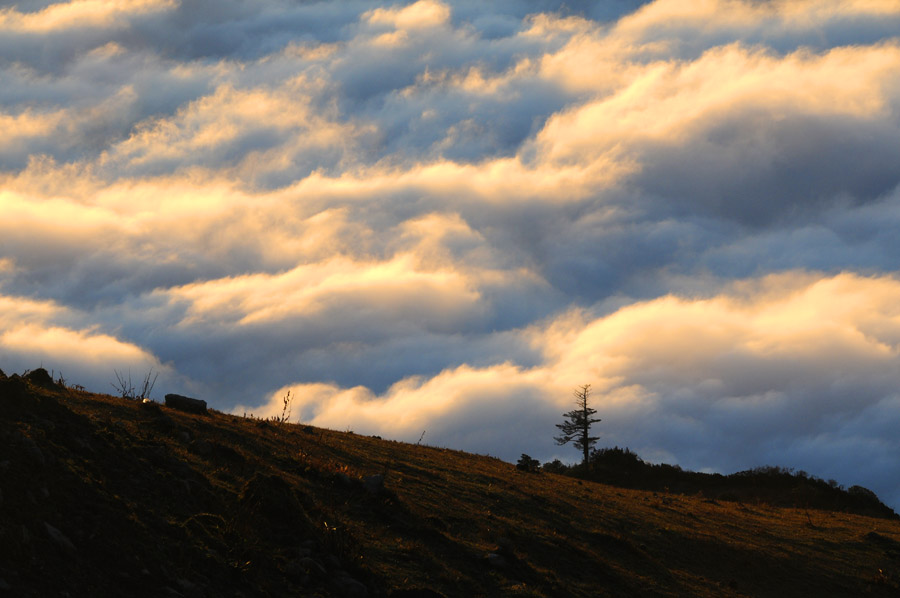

[1,369,899,597]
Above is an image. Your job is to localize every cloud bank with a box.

[3,0,900,507]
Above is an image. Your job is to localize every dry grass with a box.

[2,374,899,597]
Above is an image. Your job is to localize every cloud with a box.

[101,80,364,182]
[365,0,452,31]
[535,41,900,223]
[237,362,559,456]
[167,253,484,330]
[0,293,174,393]
[548,272,900,504]
[611,0,900,58]
[0,0,178,33]
[0,0,180,74]
[244,272,900,507]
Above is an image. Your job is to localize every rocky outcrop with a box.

[23,368,55,388]
[164,394,207,415]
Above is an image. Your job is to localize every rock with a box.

[389,590,446,598]
[296,557,327,578]
[484,553,507,569]
[284,560,310,585]
[44,522,76,553]
[0,577,10,591]
[176,578,207,598]
[164,394,207,415]
[238,473,313,543]
[332,574,368,598]
[140,400,161,414]
[362,474,385,496]
[35,418,55,432]
[189,440,213,458]
[495,536,515,556]
[20,436,45,468]
[176,578,196,591]
[209,442,244,465]
[865,531,900,550]
[150,413,175,433]
[24,368,54,388]
[0,376,28,408]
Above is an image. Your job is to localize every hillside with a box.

[2,368,900,597]
[542,448,897,520]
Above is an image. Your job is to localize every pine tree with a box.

[554,384,601,466]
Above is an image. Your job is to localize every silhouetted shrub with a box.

[551,448,897,519]
[516,454,541,473]
[848,485,877,500]
[541,459,569,474]
[590,446,643,471]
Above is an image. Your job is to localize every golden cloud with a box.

[0,0,178,33]
[0,108,68,141]
[536,42,900,166]
[0,293,164,372]
[550,272,900,393]
[243,361,541,436]
[242,272,900,449]
[364,0,452,31]
[616,0,900,37]
[105,80,360,174]
[167,253,484,328]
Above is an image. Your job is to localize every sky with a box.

[3,0,900,507]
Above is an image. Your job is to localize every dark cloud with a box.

[637,112,900,227]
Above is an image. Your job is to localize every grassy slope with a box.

[2,372,900,597]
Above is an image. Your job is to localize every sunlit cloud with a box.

[616,0,900,38]
[102,80,364,181]
[365,0,452,31]
[0,0,177,33]
[2,324,152,367]
[245,272,900,505]
[167,253,484,329]
[535,42,900,166]
[0,108,68,142]
[0,293,171,391]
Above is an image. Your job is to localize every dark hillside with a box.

[2,368,900,597]
[547,447,896,519]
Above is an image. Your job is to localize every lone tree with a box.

[555,384,601,466]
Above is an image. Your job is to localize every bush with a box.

[111,369,158,400]
[541,459,569,474]
[516,454,541,473]
[848,485,879,502]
